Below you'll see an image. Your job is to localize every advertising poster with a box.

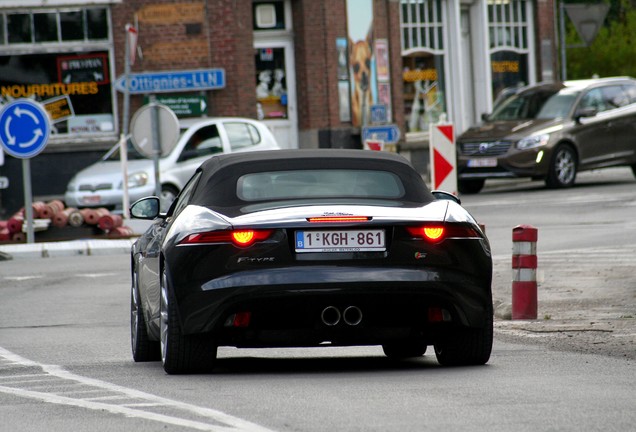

[346,0,375,127]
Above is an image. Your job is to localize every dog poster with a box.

[347,0,375,127]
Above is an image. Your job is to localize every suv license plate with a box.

[295,229,385,253]
[467,158,497,167]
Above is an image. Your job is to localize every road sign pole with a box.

[150,101,162,198]
[120,24,135,218]
[22,159,34,243]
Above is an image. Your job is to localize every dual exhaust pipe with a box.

[321,305,363,326]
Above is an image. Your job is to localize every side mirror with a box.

[432,190,461,205]
[130,196,161,220]
[574,107,598,122]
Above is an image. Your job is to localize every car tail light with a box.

[406,224,479,243]
[224,312,251,327]
[179,229,273,247]
[307,216,371,223]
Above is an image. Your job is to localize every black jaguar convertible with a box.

[129,149,493,374]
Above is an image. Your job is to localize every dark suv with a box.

[456,77,636,193]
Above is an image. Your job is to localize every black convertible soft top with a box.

[189,149,435,212]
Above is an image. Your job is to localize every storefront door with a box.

[254,40,298,149]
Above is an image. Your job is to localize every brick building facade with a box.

[0,0,556,216]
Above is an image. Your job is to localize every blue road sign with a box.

[370,104,387,124]
[362,124,401,144]
[115,68,226,94]
[0,99,50,159]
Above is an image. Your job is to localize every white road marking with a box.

[0,347,276,432]
[3,276,43,281]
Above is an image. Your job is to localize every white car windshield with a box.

[104,140,146,161]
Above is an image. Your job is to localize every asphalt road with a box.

[1,167,635,431]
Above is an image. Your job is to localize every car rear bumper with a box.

[172,266,492,346]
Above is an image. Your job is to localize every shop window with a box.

[34,13,58,43]
[400,0,446,133]
[402,53,446,133]
[0,5,114,142]
[8,14,31,44]
[255,47,288,120]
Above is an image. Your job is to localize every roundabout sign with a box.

[0,99,51,244]
[0,99,50,159]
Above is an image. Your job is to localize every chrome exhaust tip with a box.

[321,306,341,326]
[343,306,363,326]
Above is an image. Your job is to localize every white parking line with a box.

[0,347,276,432]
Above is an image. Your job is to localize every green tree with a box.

[565,0,636,79]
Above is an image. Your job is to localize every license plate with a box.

[82,195,102,205]
[295,229,386,252]
[467,158,497,168]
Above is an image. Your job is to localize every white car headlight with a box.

[127,171,149,189]
[517,134,550,150]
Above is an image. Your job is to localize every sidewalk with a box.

[0,219,151,260]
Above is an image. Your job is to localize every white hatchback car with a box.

[65,117,280,211]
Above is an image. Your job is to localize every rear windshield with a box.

[237,169,405,201]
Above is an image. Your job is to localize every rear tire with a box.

[382,341,427,359]
[458,179,485,194]
[546,146,577,188]
[160,268,217,374]
[434,312,493,366]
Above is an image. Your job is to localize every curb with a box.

[0,239,136,260]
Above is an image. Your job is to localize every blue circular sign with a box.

[0,99,51,159]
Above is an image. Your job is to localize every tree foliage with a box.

[565,0,636,79]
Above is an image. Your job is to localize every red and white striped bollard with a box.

[512,225,538,320]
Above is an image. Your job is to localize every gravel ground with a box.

[491,246,636,361]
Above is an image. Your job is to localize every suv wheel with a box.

[546,145,577,188]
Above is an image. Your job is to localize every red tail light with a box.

[179,229,273,247]
[307,216,371,223]
[406,224,479,243]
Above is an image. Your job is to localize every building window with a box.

[34,13,58,43]
[2,8,108,44]
[488,0,531,98]
[400,0,444,53]
[7,14,31,44]
[253,1,286,31]
[400,0,447,133]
